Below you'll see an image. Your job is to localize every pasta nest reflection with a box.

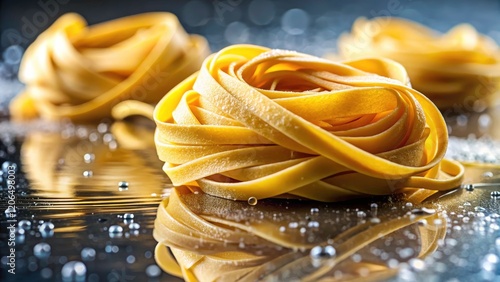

[154,44,463,202]
[10,12,209,122]
[338,17,500,110]
[154,187,447,281]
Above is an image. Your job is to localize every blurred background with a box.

[1,0,499,55]
[1,0,499,114]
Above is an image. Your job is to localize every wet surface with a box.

[0,120,182,281]
[0,110,498,281]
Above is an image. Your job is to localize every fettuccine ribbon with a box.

[154,44,464,202]
[10,12,209,122]
[338,17,500,109]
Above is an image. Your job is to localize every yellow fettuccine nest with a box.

[153,44,464,202]
[338,17,500,109]
[10,12,209,122]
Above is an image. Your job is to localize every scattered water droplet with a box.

[83,153,95,163]
[129,223,140,230]
[370,203,378,215]
[123,213,134,219]
[279,226,286,232]
[310,245,336,261]
[288,222,298,229]
[410,208,436,215]
[38,222,54,232]
[145,264,161,278]
[357,211,366,218]
[83,170,93,178]
[307,221,319,229]
[475,206,487,212]
[118,181,129,191]
[491,191,500,198]
[247,197,258,206]
[81,248,96,261]
[33,243,51,259]
[463,184,474,191]
[398,247,414,259]
[19,220,32,230]
[61,261,86,280]
[109,225,123,234]
[310,208,319,215]
[126,255,136,264]
[483,171,494,178]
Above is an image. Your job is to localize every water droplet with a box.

[279,226,286,232]
[247,197,258,206]
[3,45,23,65]
[83,153,95,163]
[370,217,381,224]
[299,227,307,234]
[61,261,86,280]
[491,191,500,198]
[97,123,108,133]
[456,114,468,127]
[478,113,492,128]
[433,219,443,226]
[126,255,136,264]
[2,161,16,173]
[38,222,54,232]
[357,211,366,218]
[109,225,123,234]
[123,213,134,219]
[482,253,499,272]
[475,206,487,212]
[310,208,319,215]
[145,264,161,278]
[410,208,436,215]
[463,184,474,191]
[33,243,51,258]
[83,170,93,178]
[483,171,494,178]
[288,222,298,229]
[310,245,336,260]
[81,248,96,261]
[417,219,427,226]
[129,223,140,230]
[118,181,129,190]
[398,247,414,259]
[409,258,426,271]
[307,221,319,229]
[463,202,471,206]
[19,220,32,230]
